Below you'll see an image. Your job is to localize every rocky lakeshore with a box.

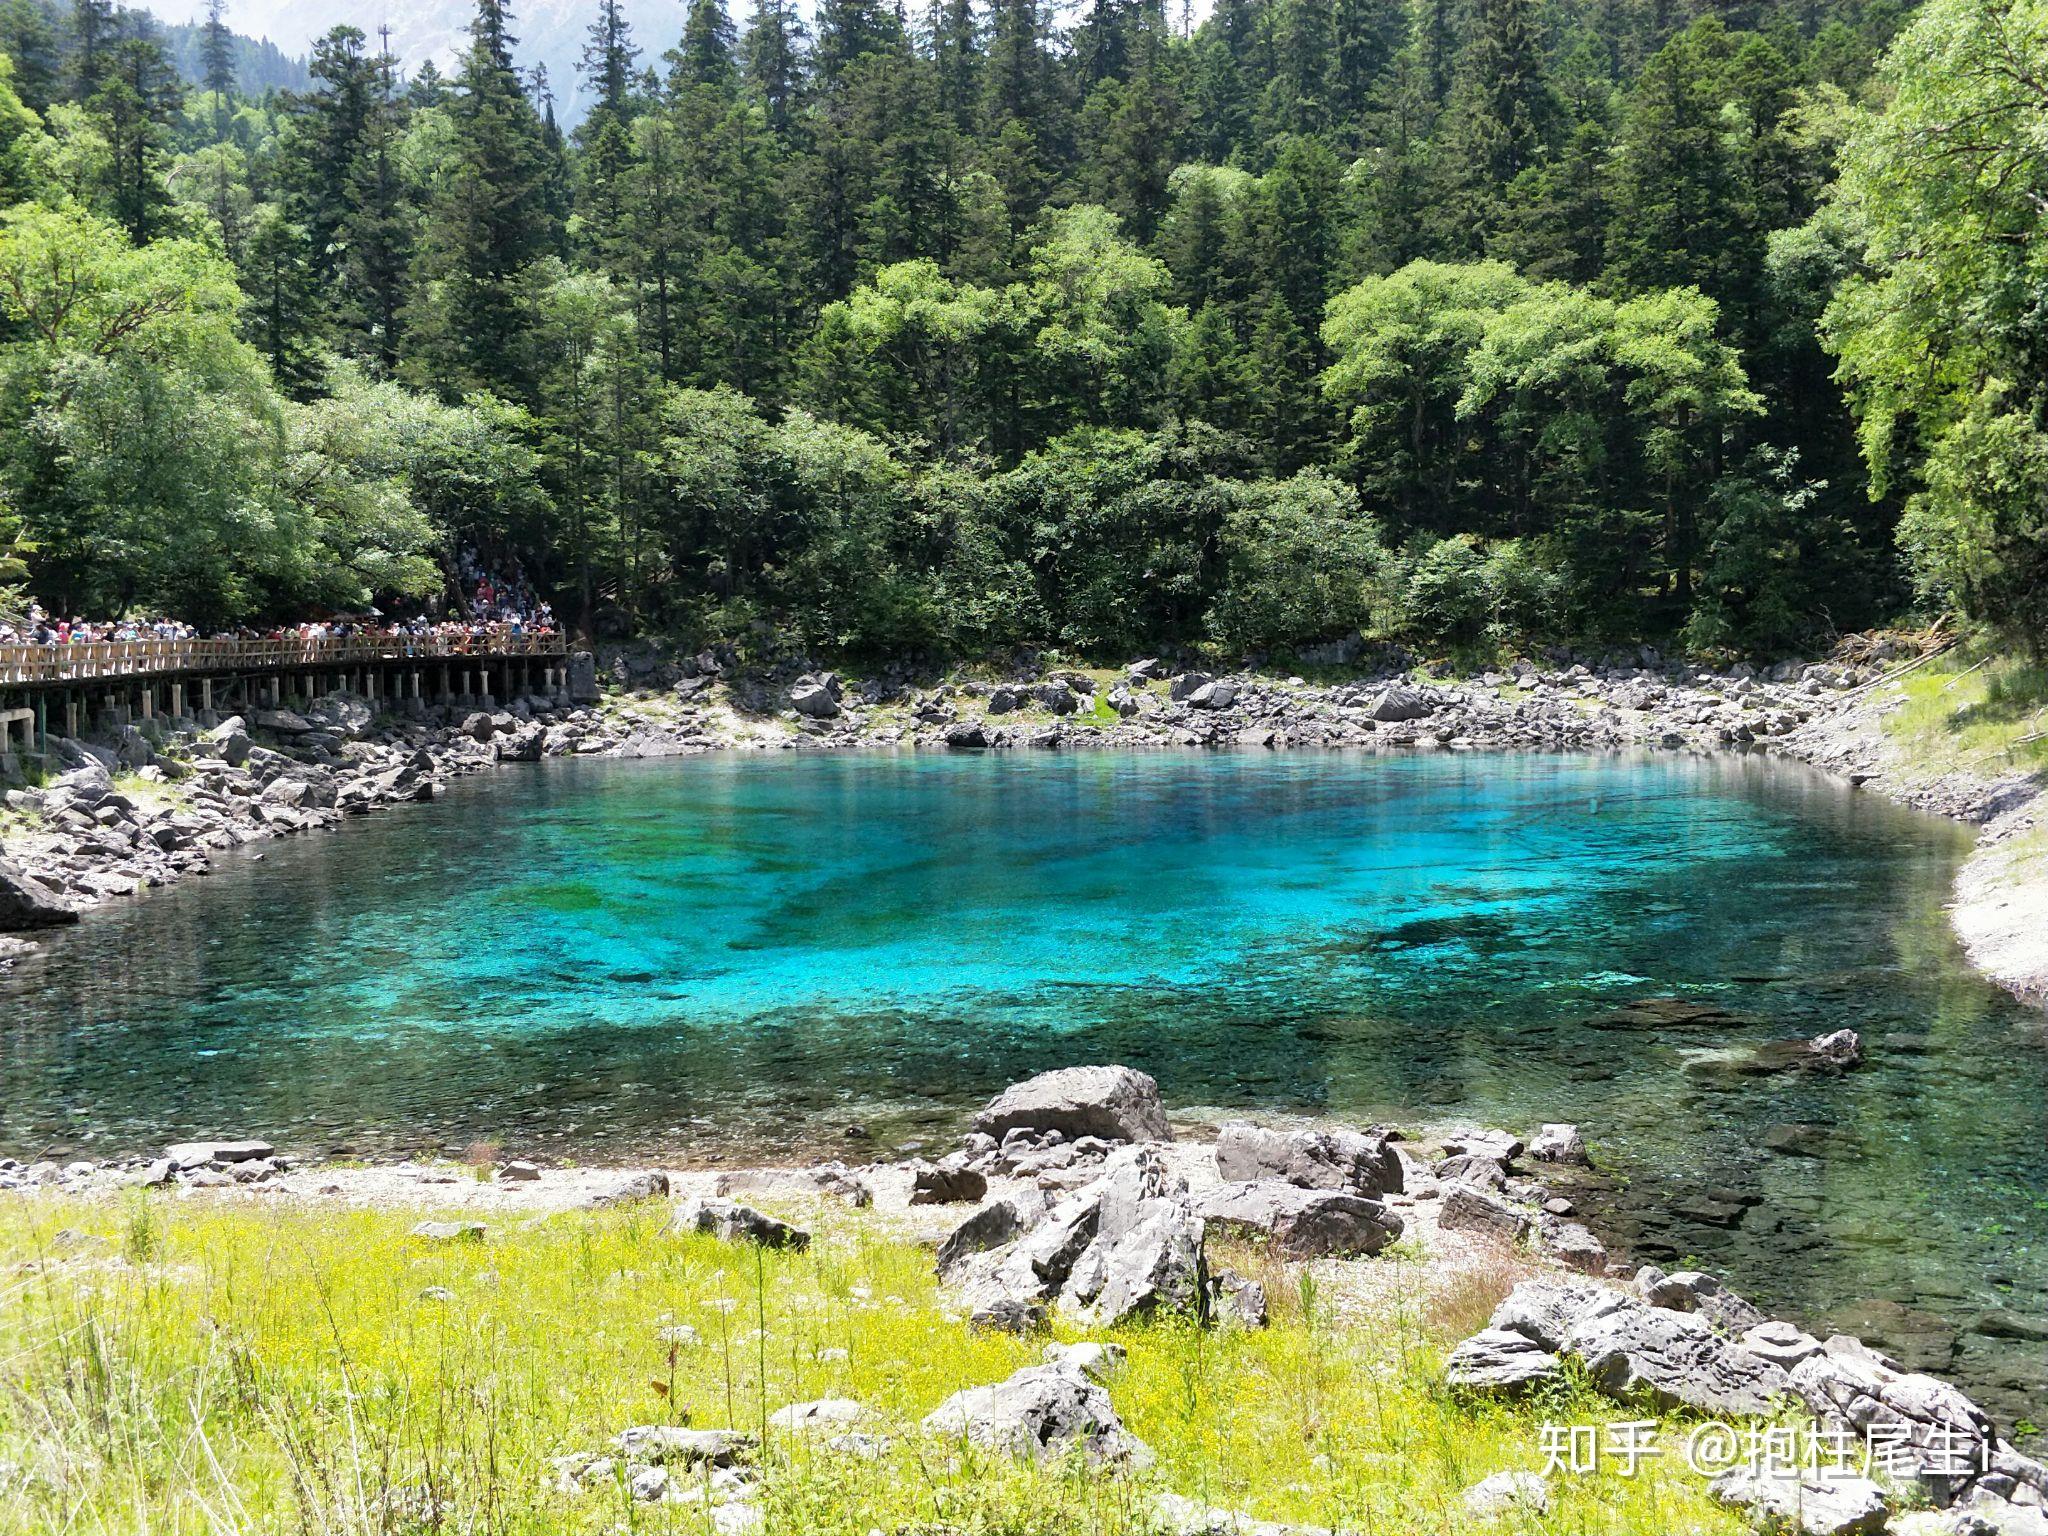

[7,634,2034,967]
[2,630,2040,1013]
[6,1065,2043,1536]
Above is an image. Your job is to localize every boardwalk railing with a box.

[0,630,568,687]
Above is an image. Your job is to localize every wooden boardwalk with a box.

[0,630,567,687]
[0,630,576,754]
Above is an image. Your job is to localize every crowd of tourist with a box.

[0,553,559,650]
[456,549,553,632]
[0,609,206,645]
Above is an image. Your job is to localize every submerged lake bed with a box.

[2,749,2043,1420]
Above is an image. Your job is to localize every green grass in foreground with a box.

[0,1197,1753,1535]
[1885,649,2048,778]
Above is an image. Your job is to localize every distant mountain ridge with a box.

[141,0,750,123]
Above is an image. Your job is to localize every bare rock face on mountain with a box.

[973,1065,1172,1144]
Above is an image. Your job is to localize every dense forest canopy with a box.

[0,0,2040,659]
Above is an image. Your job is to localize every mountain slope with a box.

[143,0,744,121]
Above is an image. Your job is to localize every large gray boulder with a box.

[1365,685,1433,722]
[922,1362,1150,1465]
[1192,1181,1403,1259]
[0,857,78,929]
[204,717,252,766]
[944,721,989,751]
[1438,1184,1534,1244]
[1441,1127,1524,1162]
[942,1148,1205,1329]
[790,681,840,720]
[1090,1142,1188,1244]
[1489,1279,1624,1351]
[1635,1266,1767,1335]
[1707,1470,1890,1536]
[307,694,374,739]
[910,1155,988,1206]
[1540,1217,1609,1275]
[497,722,547,762]
[1565,1301,1794,1416]
[974,1066,1171,1144]
[1443,1328,1563,1397]
[568,652,600,704]
[1528,1123,1589,1165]
[1080,1205,1207,1326]
[936,1193,1053,1277]
[1484,1278,1794,1417]
[1790,1337,1997,1502]
[1213,1121,1402,1198]
[668,1199,810,1251]
[164,1138,275,1170]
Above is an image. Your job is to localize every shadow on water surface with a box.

[0,748,2042,1420]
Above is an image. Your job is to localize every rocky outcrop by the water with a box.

[1451,1272,2048,1526]
[973,1064,1173,1144]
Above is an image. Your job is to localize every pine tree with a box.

[406,0,557,399]
[1268,0,1333,137]
[68,0,115,101]
[1429,0,1560,253]
[1603,20,1748,306]
[932,0,980,131]
[409,59,450,107]
[293,28,378,304]
[1189,0,1261,160]
[1095,9,1184,242]
[199,0,235,133]
[581,0,640,119]
[1248,291,1322,471]
[91,31,182,239]
[816,0,902,86]
[343,31,412,371]
[1325,0,1404,137]
[674,0,737,93]
[983,0,1050,128]
[245,204,324,393]
[0,0,59,113]
[740,0,805,129]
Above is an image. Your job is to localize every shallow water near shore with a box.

[3,750,2043,1417]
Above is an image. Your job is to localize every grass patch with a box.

[0,1197,1748,1535]
[1884,649,2048,778]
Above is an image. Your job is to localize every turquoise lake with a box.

[2,750,2042,1418]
